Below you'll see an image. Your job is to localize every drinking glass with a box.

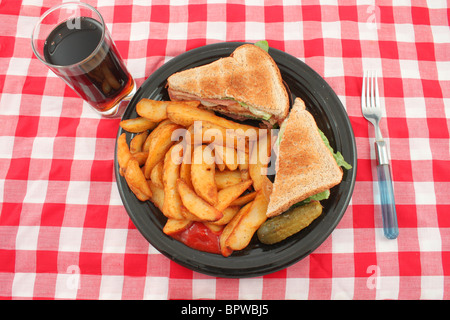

[31,2,136,117]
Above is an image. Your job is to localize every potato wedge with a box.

[162,144,184,220]
[249,133,271,191]
[117,133,132,174]
[132,151,148,166]
[238,149,250,181]
[191,145,218,206]
[179,161,193,189]
[261,175,273,203]
[130,131,149,153]
[167,103,259,139]
[177,178,223,222]
[225,191,269,251]
[214,145,238,171]
[180,206,204,221]
[211,205,240,226]
[215,179,253,212]
[229,191,257,207]
[163,218,193,236]
[150,160,164,189]
[142,119,171,152]
[203,222,224,234]
[137,99,200,122]
[214,149,227,172]
[148,181,165,210]
[187,121,248,150]
[119,117,158,133]
[219,201,253,257]
[143,120,183,179]
[124,158,152,201]
[214,170,242,190]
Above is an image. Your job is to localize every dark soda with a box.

[43,17,134,113]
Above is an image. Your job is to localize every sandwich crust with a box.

[167,44,289,123]
[266,98,343,218]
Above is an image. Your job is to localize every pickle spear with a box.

[257,201,323,244]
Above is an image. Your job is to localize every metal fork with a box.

[361,70,399,239]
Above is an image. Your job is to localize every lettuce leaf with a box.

[254,40,269,52]
[318,129,353,170]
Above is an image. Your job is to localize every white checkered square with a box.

[73,137,97,160]
[409,138,432,160]
[358,22,379,41]
[99,275,124,299]
[239,278,262,299]
[404,97,427,118]
[59,227,83,252]
[394,23,415,43]
[331,278,354,299]
[31,137,54,159]
[143,277,169,299]
[414,182,436,205]
[7,58,31,76]
[16,16,39,38]
[0,136,15,159]
[324,56,344,77]
[126,58,147,79]
[399,59,421,79]
[167,22,188,40]
[436,61,450,81]
[376,276,399,299]
[426,0,448,9]
[40,95,64,117]
[103,228,128,253]
[0,93,22,116]
[245,22,265,41]
[12,273,36,298]
[283,21,302,40]
[418,228,441,252]
[130,21,151,41]
[206,21,226,41]
[331,228,354,253]
[285,278,309,299]
[23,180,48,203]
[322,21,341,39]
[193,279,216,300]
[421,276,444,299]
[66,181,91,204]
[55,271,80,299]
[15,226,40,250]
[430,26,450,44]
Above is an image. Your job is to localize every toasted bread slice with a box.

[266,98,343,218]
[167,44,289,124]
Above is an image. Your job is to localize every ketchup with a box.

[172,222,222,254]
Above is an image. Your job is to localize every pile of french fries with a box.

[117,98,274,257]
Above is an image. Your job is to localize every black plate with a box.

[114,42,357,278]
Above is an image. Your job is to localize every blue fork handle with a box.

[377,164,399,239]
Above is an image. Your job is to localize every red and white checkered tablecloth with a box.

[1,0,449,300]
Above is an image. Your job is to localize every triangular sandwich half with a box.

[167,44,289,126]
[266,98,343,218]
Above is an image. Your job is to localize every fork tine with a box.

[374,70,380,108]
[370,70,376,109]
